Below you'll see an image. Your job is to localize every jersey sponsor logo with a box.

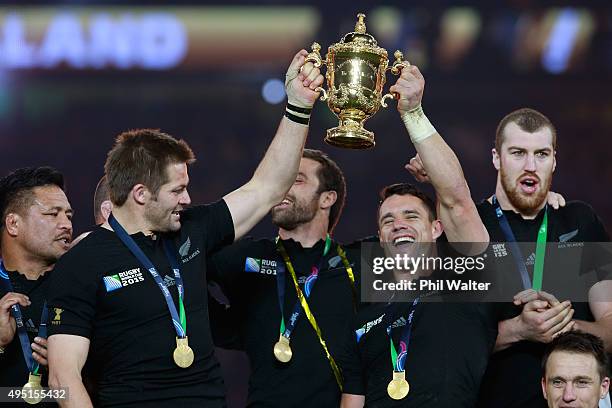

[525,252,536,266]
[52,308,63,325]
[163,275,175,288]
[244,257,281,276]
[25,318,37,333]
[559,229,579,242]
[103,268,145,292]
[355,314,385,342]
[391,316,406,329]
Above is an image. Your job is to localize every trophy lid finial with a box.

[355,13,366,34]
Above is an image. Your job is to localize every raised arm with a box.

[390,65,488,244]
[48,334,92,408]
[224,50,324,240]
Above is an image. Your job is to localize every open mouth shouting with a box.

[518,175,539,195]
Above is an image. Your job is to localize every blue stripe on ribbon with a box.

[109,214,187,339]
[0,261,48,374]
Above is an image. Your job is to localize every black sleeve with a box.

[585,205,610,242]
[186,200,235,254]
[337,318,366,396]
[208,285,244,350]
[207,238,255,300]
[579,203,612,281]
[207,239,257,350]
[46,251,98,339]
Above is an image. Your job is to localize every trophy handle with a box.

[301,42,325,72]
[315,87,328,101]
[388,50,409,75]
[381,93,395,108]
[381,50,410,108]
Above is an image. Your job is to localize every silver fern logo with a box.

[179,237,191,257]
[559,229,578,242]
[328,256,341,268]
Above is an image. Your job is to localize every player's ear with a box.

[132,184,148,205]
[492,148,500,171]
[431,219,443,240]
[5,213,20,237]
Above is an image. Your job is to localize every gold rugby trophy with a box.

[304,13,407,149]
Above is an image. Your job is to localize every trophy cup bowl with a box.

[304,13,407,149]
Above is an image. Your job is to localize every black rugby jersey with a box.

[47,200,234,407]
[209,237,361,407]
[476,199,610,408]
[0,270,57,407]
[338,293,498,407]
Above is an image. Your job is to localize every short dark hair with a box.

[0,166,65,229]
[495,108,557,152]
[378,183,436,222]
[542,332,610,381]
[93,175,110,224]
[302,149,346,233]
[105,129,195,206]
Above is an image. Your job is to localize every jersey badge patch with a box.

[244,257,283,276]
[103,268,145,292]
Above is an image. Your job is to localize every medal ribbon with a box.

[336,245,357,308]
[0,262,48,376]
[109,214,187,338]
[386,297,419,373]
[492,196,548,290]
[276,236,351,390]
[162,240,187,333]
[276,235,331,337]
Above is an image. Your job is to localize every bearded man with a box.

[473,108,612,407]
[208,148,359,407]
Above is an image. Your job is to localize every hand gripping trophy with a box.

[304,13,408,149]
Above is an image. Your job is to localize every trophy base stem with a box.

[324,126,375,150]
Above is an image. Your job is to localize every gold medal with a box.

[22,373,43,405]
[273,334,292,363]
[387,371,410,400]
[173,336,194,368]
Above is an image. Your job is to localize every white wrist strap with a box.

[401,104,437,144]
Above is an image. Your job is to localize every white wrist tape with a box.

[401,104,437,144]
